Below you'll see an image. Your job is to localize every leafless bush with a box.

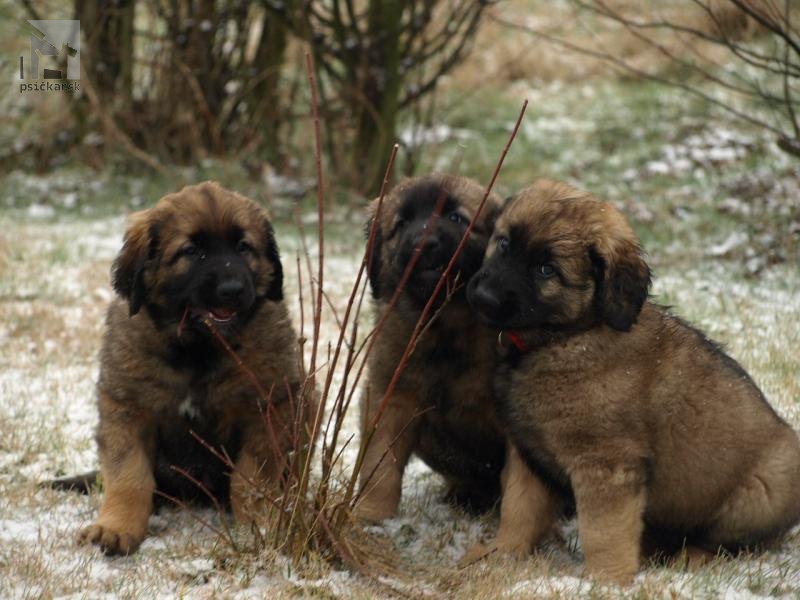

[175,55,528,579]
[264,0,491,193]
[18,1,292,168]
[19,1,490,190]
[494,0,800,157]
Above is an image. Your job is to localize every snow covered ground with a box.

[1,200,798,598]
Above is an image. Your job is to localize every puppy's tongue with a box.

[209,308,236,322]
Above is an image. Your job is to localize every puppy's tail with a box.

[41,470,99,494]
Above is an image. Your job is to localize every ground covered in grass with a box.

[2,130,799,600]
[2,3,800,597]
[1,210,799,600]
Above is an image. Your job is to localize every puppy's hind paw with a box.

[353,500,397,524]
[78,523,142,556]
[458,542,497,568]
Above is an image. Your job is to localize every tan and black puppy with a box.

[356,174,506,521]
[463,179,800,583]
[74,181,313,555]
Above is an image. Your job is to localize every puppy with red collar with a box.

[463,179,800,583]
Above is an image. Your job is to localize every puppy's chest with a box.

[175,390,212,422]
[510,366,590,432]
[496,359,575,499]
[165,381,245,425]
[418,340,488,407]
[417,332,471,374]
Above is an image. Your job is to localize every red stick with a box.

[369,99,529,430]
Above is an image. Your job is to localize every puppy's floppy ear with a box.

[111,210,157,316]
[590,237,651,331]
[364,197,384,299]
[263,220,284,301]
[481,200,503,233]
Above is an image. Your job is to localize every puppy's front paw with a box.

[585,562,637,586]
[78,522,143,556]
[458,538,529,568]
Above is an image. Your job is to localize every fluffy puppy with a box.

[74,181,314,555]
[464,179,800,583]
[356,174,506,521]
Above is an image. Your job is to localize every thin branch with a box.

[344,101,529,528]
[492,15,786,138]
[79,63,173,176]
[729,0,800,57]
[688,0,800,77]
[154,489,237,551]
[580,0,794,103]
[369,99,528,431]
[783,0,800,138]
[286,52,328,561]
[20,0,42,21]
[320,144,399,482]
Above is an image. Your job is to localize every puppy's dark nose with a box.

[216,279,244,302]
[469,282,504,321]
[415,233,441,254]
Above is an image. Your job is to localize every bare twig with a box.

[20,0,42,21]
[491,14,788,138]
[200,316,287,466]
[783,0,800,138]
[370,99,528,430]
[516,2,800,154]
[285,52,328,560]
[79,64,172,176]
[320,144,400,484]
[345,100,529,522]
[154,489,237,550]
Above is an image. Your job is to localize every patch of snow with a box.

[646,160,671,175]
[288,569,354,596]
[708,231,749,257]
[0,518,43,543]
[263,166,316,199]
[399,125,473,148]
[27,203,55,219]
[506,575,594,597]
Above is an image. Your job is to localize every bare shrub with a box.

[171,55,529,581]
[492,1,800,157]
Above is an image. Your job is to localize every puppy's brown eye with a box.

[496,236,510,253]
[236,240,255,255]
[448,212,466,225]
[537,263,555,278]
[179,243,203,260]
[388,218,406,239]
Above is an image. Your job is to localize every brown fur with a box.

[356,174,506,521]
[463,179,800,583]
[78,181,314,555]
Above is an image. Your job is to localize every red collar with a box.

[504,330,530,353]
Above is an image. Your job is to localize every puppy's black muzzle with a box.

[215,278,247,304]
[396,227,451,274]
[467,269,516,327]
[183,254,257,326]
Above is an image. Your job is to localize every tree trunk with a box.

[72,0,135,166]
[250,10,288,166]
[74,0,135,102]
[353,0,403,195]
